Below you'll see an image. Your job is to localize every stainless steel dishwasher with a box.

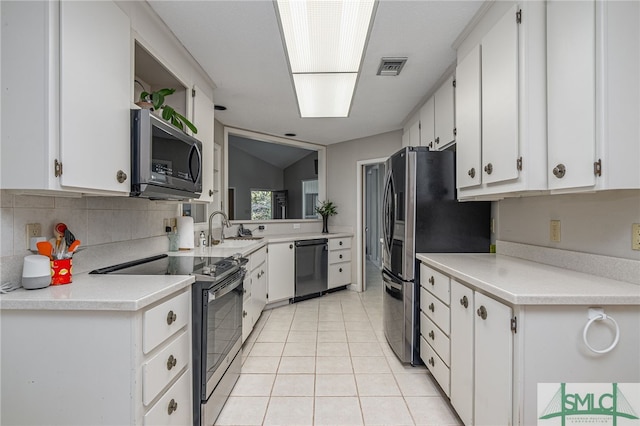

[294,239,328,302]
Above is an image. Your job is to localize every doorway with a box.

[356,158,387,293]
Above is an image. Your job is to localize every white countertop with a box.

[416,253,640,305]
[0,232,353,312]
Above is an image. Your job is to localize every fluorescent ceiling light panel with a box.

[276,0,376,117]
[293,73,357,117]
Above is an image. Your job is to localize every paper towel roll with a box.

[177,216,195,250]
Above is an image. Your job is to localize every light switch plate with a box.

[632,223,640,251]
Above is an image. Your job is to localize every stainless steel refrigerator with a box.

[382,147,490,365]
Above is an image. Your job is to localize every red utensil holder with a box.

[51,259,72,285]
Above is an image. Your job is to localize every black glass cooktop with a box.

[89,254,233,277]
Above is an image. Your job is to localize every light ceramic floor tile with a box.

[317,330,348,342]
[249,342,285,357]
[345,321,374,331]
[317,341,350,357]
[263,396,314,426]
[271,374,315,396]
[241,356,281,374]
[230,374,275,396]
[405,396,462,425]
[315,373,358,396]
[318,321,345,331]
[315,356,353,374]
[290,320,319,331]
[394,372,441,396]
[278,356,316,374]
[359,396,414,426]
[214,396,269,426]
[261,319,293,331]
[347,329,379,342]
[351,356,392,374]
[314,396,363,426]
[350,341,385,357]
[282,341,317,357]
[256,329,289,342]
[386,354,428,374]
[286,330,318,342]
[355,374,402,396]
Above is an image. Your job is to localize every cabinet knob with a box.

[428,330,435,340]
[428,357,435,367]
[167,399,178,415]
[553,163,566,178]
[289,244,293,249]
[166,355,177,370]
[428,303,435,313]
[460,295,469,309]
[468,168,476,178]
[428,141,433,149]
[209,189,214,196]
[435,136,440,145]
[339,254,343,259]
[243,310,248,318]
[339,241,343,246]
[166,310,177,325]
[484,163,493,175]
[339,268,343,273]
[116,170,127,183]
[477,305,487,320]
[428,276,435,286]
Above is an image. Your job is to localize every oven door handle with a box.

[208,277,243,302]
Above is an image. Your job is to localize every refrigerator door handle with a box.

[382,270,403,301]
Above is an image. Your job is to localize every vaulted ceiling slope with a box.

[148,0,484,145]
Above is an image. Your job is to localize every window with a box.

[302,179,319,219]
[251,190,272,220]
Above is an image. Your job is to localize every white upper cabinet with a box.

[402,119,420,148]
[1,1,131,195]
[455,45,482,189]
[419,97,435,148]
[547,0,640,192]
[455,2,547,200]
[192,85,215,203]
[433,75,456,150]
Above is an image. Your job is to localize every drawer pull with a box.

[477,305,487,320]
[339,268,343,273]
[468,168,476,178]
[166,310,177,325]
[339,254,343,259]
[428,276,435,286]
[167,398,178,415]
[428,303,435,312]
[289,244,293,249]
[428,330,435,340]
[484,163,493,175]
[428,357,435,367]
[243,310,248,318]
[460,295,469,309]
[553,163,566,178]
[339,241,343,246]
[166,355,177,370]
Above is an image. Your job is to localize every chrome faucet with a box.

[208,210,231,245]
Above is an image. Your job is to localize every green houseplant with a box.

[315,200,338,234]
[137,88,198,134]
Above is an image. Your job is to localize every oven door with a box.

[201,270,244,400]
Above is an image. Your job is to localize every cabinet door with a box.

[59,1,131,194]
[193,86,215,202]
[419,97,435,149]
[450,281,474,426]
[401,130,411,148]
[474,292,513,426]
[481,4,519,185]
[434,75,455,149]
[253,261,267,314]
[547,0,595,191]
[456,45,482,189]
[267,243,295,302]
[409,120,420,147]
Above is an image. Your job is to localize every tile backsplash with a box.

[0,190,181,283]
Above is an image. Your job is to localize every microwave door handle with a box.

[188,143,202,183]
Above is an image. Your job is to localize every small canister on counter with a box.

[51,258,73,285]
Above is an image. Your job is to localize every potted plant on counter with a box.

[136,88,198,135]
[316,200,338,234]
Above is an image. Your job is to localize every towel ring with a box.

[582,311,620,354]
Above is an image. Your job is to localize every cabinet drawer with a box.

[329,263,351,288]
[142,329,190,406]
[250,246,267,270]
[420,312,450,366]
[143,290,190,354]
[420,287,450,334]
[420,336,450,397]
[420,263,450,305]
[329,249,351,264]
[328,237,351,250]
[144,368,191,426]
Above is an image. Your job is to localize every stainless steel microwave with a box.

[130,109,202,200]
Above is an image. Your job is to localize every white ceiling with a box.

[147,0,485,146]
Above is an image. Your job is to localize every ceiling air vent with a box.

[377,57,407,76]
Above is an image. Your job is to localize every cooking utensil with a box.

[67,240,81,256]
[36,241,54,259]
[64,228,76,246]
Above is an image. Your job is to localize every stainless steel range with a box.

[90,254,247,426]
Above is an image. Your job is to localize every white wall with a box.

[497,190,640,261]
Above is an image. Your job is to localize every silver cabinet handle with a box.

[460,295,469,309]
[289,244,293,249]
[339,268,343,273]
[468,168,476,178]
[477,305,487,320]
[339,241,343,246]
[428,276,435,286]
[116,170,127,183]
[339,254,343,259]
[428,303,435,313]
[553,163,566,178]
[484,163,493,175]
[166,355,177,370]
[167,399,178,415]
[428,330,435,340]
[166,310,177,325]
[428,357,435,367]
[243,310,247,318]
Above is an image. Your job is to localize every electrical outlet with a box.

[26,223,42,242]
[293,223,300,229]
[550,220,561,242]
[632,223,640,251]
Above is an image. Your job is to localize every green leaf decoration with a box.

[174,111,198,134]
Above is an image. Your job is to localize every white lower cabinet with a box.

[243,245,267,342]
[328,237,352,288]
[267,242,295,303]
[0,288,192,425]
